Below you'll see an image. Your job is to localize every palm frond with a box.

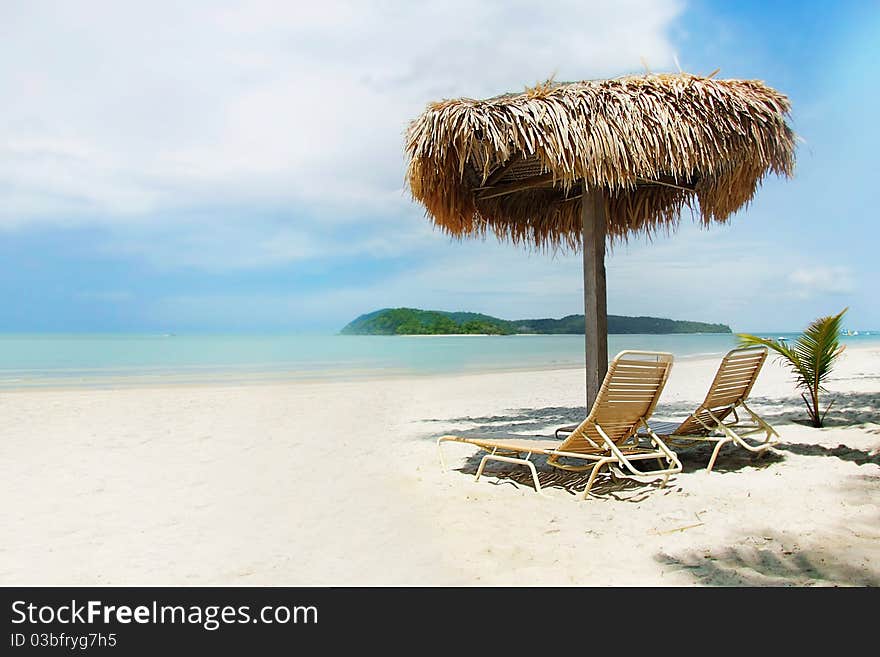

[738,308,847,427]
[736,333,808,385]
[791,308,847,393]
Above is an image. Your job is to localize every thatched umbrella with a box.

[405,73,796,408]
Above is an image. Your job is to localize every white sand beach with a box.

[1,345,878,587]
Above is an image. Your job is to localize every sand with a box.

[1,346,878,586]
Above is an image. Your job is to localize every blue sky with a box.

[1,0,877,333]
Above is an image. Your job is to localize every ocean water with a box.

[1,332,878,389]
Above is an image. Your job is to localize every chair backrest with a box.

[559,351,674,452]
[675,345,768,435]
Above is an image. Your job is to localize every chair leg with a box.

[582,458,614,500]
[476,452,545,496]
[753,430,777,460]
[740,401,781,443]
[525,458,541,494]
[704,407,782,470]
[436,437,449,471]
[475,453,492,482]
[706,438,730,473]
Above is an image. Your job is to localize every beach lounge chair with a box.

[555,346,780,472]
[437,351,681,499]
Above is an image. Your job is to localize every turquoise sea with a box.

[1,332,878,389]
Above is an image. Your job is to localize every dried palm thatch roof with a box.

[405,73,796,250]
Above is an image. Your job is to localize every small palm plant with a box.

[737,308,847,428]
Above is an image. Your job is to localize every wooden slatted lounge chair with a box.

[555,346,780,472]
[437,351,681,500]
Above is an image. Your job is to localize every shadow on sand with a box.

[656,520,880,587]
[426,391,880,495]
[424,391,880,438]
[442,438,783,499]
[778,442,880,467]
[739,391,880,427]
[448,450,679,501]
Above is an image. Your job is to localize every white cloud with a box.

[23,1,822,332]
[0,0,683,228]
[788,266,855,298]
[94,210,441,271]
[138,224,862,332]
[290,223,861,332]
[3,2,865,333]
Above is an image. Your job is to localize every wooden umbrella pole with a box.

[581,190,608,410]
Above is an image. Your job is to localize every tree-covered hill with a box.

[340,308,731,336]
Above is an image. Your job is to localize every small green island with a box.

[340,308,732,336]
